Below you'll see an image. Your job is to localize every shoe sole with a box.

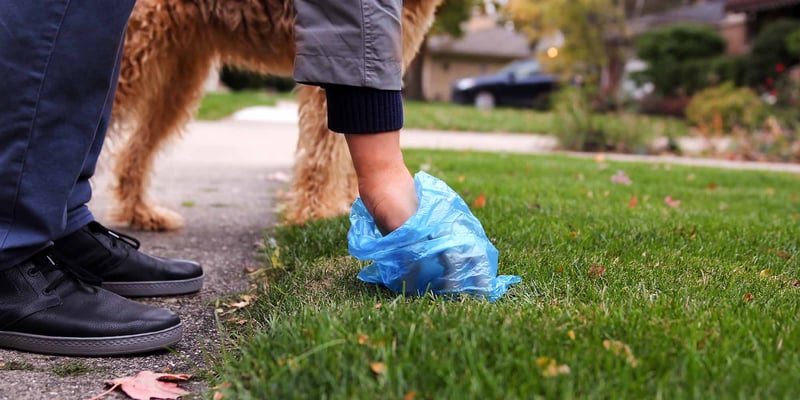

[103,274,205,297]
[0,323,182,356]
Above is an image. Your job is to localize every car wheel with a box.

[474,91,495,109]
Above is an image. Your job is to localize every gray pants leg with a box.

[293,0,403,90]
[293,0,404,133]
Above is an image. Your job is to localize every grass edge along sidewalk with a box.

[212,150,800,399]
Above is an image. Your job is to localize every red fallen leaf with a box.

[665,196,681,208]
[742,293,754,303]
[89,371,191,400]
[472,193,486,208]
[706,183,718,190]
[628,195,638,208]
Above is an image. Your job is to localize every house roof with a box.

[427,25,531,59]
[628,1,727,35]
[726,0,800,12]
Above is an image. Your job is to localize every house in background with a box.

[405,15,532,102]
[726,0,800,44]
[627,0,749,55]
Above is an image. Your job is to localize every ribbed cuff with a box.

[324,85,404,134]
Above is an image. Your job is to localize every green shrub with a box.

[685,83,767,134]
[744,19,800,87]
[220,66,296,92]
[787,29,800,57]
[635,24,727,96]
[553,87,655,152]
[553,87,605,151]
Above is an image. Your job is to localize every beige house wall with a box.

[422,54,517,102]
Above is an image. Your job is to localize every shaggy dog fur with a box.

[109,0,442,231]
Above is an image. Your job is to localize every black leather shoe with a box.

[52,221,203,297]
[0,253,182,356]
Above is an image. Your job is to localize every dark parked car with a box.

[451,60,558,109]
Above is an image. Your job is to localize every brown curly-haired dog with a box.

[109,0,442,231]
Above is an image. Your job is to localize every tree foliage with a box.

[634,24,727,96]
[505,0,627,89]
[430,0,479,37]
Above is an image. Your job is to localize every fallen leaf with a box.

[536,357,570,377]
[759,269,773,278]
[793,280,800,287]
[370,362,386,375]
[588,265,606,278]
[743,293,754,303]
[472,193,486,208]
[357,334,369,345]
[665,196,681,208]
[568,330,576,340]
[628,195,638,208]
[706,183,718,190]
[213,391,224,400]
[611,170,632,185]
[603,340,638,367]
[404,391,417,400]
[89,371,191,400]
[243,265,258,273]
[457,175,465,183]
[777,250,792,260]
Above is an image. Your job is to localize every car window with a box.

[511,62,541,80]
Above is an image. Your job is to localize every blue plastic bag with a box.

[348,172,521,302]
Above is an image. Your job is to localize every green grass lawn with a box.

[196,91,292,120]
[195,91,689,138]
[211,151,800,399]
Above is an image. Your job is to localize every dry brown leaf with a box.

[370,362,386,375]
[743,293,754,303]
[706,183,718,190]
[603,340,638,367]
[777,250,792,260]
[357,334,369,345]
[89,371,191,400]
[588,265,606,278]
[404,391,417,400]
[472,193,486,208]
[536,357,570,377]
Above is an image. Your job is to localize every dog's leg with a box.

[283,85,358,224]
[110,1,213,231]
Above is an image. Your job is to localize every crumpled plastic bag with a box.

[348,171,521,302]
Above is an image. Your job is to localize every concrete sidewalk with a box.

[1,118,797,400]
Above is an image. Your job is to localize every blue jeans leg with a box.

[0,0,136,269]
